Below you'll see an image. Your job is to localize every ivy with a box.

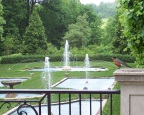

[119,0,144,67]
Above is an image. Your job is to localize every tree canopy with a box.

[1,0,143,67]
[63,14,91,48]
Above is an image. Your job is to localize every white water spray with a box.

[42,57,51,89]
[84,54,90,81]
[64,40,70,66]
[63,40,71,70]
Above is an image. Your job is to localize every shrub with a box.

[0,53,135,64]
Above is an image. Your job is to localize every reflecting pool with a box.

[54,78,115,90]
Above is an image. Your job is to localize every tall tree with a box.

[63,14,91,48]
[2,0,27,37]
[119,0,144,67]
[105,13,130,54]
[0,0,5,55]
[1,0,27,55]
[81,4,102,45]
[39,0,82,49]
[23,7,47,54]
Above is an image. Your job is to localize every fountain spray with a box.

[42,57,51,89]
[63,40,71,70]
[84,54,90,80]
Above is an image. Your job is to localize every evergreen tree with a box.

[23,8,47,55]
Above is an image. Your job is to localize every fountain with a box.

[42,57,52,89]
[3,40,114,114]
[28,40,111,91]
[29,40,108,72]
[62,40,71,71]
[84,54,90,86]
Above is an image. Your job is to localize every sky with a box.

[80,0,115,5]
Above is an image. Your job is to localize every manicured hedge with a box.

[89,54,135,63]
[0,55,63,64]
[0,54,135,64]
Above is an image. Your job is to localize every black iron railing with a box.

[0,89,120,115]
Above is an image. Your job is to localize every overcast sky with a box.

[80,0,115,5]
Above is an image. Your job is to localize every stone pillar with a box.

[114,68,144,115]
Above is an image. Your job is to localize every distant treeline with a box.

[91,2,117,18]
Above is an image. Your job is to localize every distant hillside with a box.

[91,2,117,18]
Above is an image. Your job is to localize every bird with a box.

[112,57,131,68]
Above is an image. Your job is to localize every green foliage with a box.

[101,17,115,45]
[1,53,135,64]
[119,0,144,67]
[47,43,60,54]
[70,47,94,56]
[1,0,103,56]
[89,45,112,54]
[91,53,135,62]
[39,0,82,48]
[23,8,47,55]
[1,55,44,64]
[63,14,91,48]
[0,0,5,36]
[101,12,131,54]
[111,12,130,54]
[0,0,5,55]
[1,0,27,55]
[70,45,112,56]
[81,4,102,45]
[2,33,14,55]
[2,0,27,37]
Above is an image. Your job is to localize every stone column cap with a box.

[114,68,144,82]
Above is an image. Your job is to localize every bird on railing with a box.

[112,57,131,69]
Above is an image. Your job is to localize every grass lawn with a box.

[0,61,119,89]
[0,60,136,114]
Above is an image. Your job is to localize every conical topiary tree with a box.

[23,7,47,55]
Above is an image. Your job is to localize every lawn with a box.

[0,61,119,89]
